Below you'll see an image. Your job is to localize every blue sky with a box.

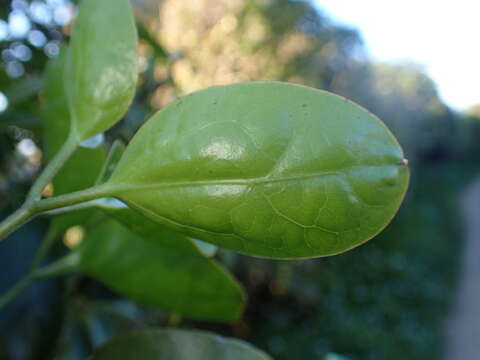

[315,0,479,111]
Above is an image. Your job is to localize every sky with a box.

[314,0,479,111]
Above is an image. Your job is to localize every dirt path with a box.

[444,176,480,359]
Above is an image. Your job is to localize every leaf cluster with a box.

[0,0,409,357]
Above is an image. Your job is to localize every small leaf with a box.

[37,219,246,322]
[104,82,410,259]
[91,329,272,360]
[66,0,138,141]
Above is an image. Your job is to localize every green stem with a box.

[32,185,113,213]
[0,133,96,309]
[0,207,34,242]
[42,200,99,217]
[30,226,58,271]
[0,275,34,309]
[0,184,112,242]
[0,253,76,309]
[25,131,79,204]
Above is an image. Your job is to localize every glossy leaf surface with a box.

[92,329,272,360]
[38,219,245,322]
[106,82,410,258]
[66,0,137,141]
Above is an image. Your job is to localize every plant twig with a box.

[0,185,112,242]
[0,207,34,242]
[0,252,77,309]
[0,275,34,309]
[30,226,58,271]
[0,132,80,242]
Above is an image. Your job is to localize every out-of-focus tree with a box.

[136,0,363,107]
[466,104,480,117]
[457,104,480,160]
[136,0,461,169]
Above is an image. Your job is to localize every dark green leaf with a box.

[37,219,245,322]
[91,329,272,360]
[66,0,138,141]
[104,82,410,258]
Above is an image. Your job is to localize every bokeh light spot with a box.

[64,226,85,249]
[53,4,74,26]
[6,60,25,78]
[27,29,47,47]
[17,138,37,157]
[0,92,8,113]
[8,11,31,38]
[29,1,53,25]
[44,40,60,57]
[0,20,8,40]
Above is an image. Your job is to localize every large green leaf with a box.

[91,329,272,359]
[66,0,137,141]
[103,82,409,258]
[37,219,245,322]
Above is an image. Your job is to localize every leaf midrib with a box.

[107,162,402,194]
[107,170,344,194]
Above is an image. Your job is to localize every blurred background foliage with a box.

[0,0,479,359]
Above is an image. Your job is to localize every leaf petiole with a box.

[0,184,113,242]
